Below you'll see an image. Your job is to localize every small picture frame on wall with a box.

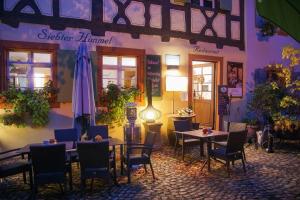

[227,61,243,98]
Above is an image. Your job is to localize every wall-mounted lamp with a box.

[166,54,180,76]
[139,80,161,123]
[166,76,188,114]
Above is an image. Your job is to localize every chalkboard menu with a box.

[218,85,229,115]
[146,55,161,97]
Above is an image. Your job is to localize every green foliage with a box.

[96,84,140,127]
[248,46,300,132]
[0,81,57,127]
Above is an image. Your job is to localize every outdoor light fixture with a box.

[166,76,188,114]
[139,80,161,123]
[166,54,180,76]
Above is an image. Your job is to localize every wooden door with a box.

[192,63,215,127]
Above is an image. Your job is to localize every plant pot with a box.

[247,125,258,138]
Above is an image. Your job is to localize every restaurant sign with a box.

[37,29,113,45]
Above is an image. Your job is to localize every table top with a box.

[175,129,228,139]
[169,114,196,119]
[18,138,124,154]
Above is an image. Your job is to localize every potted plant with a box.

[0,81,57,127]
[247,46,300,143]
[96,84,140,127]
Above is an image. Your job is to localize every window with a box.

[193,65,213,100]
[0,41,59,106]
[97,47,145,103]
[8,51,52,90]
[102,56,137,88]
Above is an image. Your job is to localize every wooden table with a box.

[175,129,228,170]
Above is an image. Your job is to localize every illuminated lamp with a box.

[139,80,161,123]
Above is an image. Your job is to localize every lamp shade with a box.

[166,76,188,92]
[139,80,161,123]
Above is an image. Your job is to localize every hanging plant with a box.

[0,81,58,127]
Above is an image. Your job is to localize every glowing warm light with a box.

[166,54,180,65]
[166,76,188,92]
[34,73,45,88]
[145,110,155,120]
[139,105,161,123]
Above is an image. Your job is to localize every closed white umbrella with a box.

[72,43,96,137]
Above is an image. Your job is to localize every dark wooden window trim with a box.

[0,40,60,108]
[96,46,145,104]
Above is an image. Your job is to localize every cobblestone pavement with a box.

[0,143,300,200]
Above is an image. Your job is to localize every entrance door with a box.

[192,61,215,127]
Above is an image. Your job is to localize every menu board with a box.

[146,55,161,97]
[218,85,229,115]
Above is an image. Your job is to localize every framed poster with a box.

[145,55,162,97]
[227,62,243,98]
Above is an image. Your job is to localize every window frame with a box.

[102,55,137,88]
[0,40,59,107]
[97,46,145,104]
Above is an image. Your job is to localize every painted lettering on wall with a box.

[193,46,220,54]
[37,29,113,45]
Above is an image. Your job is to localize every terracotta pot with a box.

[247,125,259,138]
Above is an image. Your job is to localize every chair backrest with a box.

[87,125,108,140]
[142,131,156,156]
[173,120,193,132]
[229,122,247,132]
[77,141,109,170]
[30,144,66,174]
[226,131,247,154]
[54,128,79,142]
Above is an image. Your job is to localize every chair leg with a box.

[90,178,94,192]
[29,169,33,190]
[127,164,131,184]
[174,137,178,154]
[226,160,230,177]
[69,167,73,191]
[207,156,211,172]
[59,183,64,194]
[22,171,27,184]
[242,148,247,162]
[149,161,155,180]
[182,143,185,161]
[241,157,247,174]
[144,164,147,173]
[81,178,86,190]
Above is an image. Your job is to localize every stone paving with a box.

[1,143,300,200]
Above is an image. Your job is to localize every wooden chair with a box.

[210,130,247,176]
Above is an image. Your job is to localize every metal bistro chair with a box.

[0,148,32,189]
[173,119,203,161]
[214,122,247,161]
[30,143,72,194]
[87,125,109,140]
[54,128,79,163]
[209,130,247,176]
[77,141,116,191]
[124,131,157,183]
[87,125,117,180]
